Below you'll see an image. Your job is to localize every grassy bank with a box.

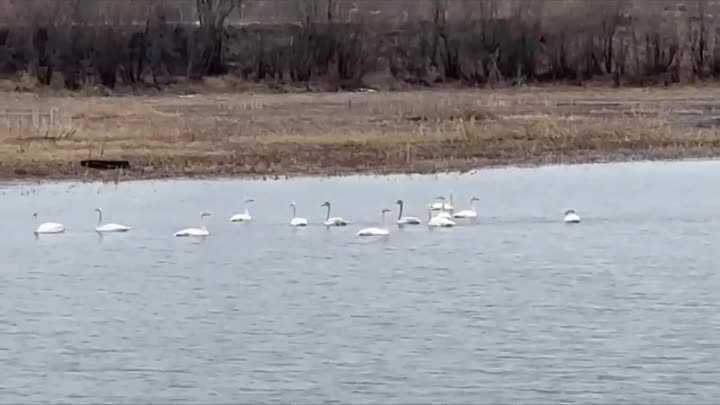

[2,85,720,181]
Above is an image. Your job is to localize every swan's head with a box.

[32,212,38,218]
[94,208,103,213]
[435,196,446,201]
[471,197,480,202]
[395,199,403,205]
[321,201,330,207]
[200,212,212,218]
[565,209,576,215]
[382,208,391,214]
[290,202,296,207]
[244,199,255,203]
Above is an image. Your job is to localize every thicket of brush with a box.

[0,0,718,91]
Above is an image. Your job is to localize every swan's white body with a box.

[428,216,456,227]
[357,209,391,237]
[35,222,65,234]
[395,200,422,225]
[94,209,131,233]
[357,227,389,236]
[397,217,422,225]
[174,227,209,237]
[290,217,308,227]
[453,210,476,218]
[430,202,453,211]
[436,211,453,219]
[96,223,131,232]
[289,203,308,227]
[453,197,479,219]
[321,202,348,226]
[324,217,348,226]
[175,212,211,237]
[431,193,455,211]
[564,210,581,223]
[427,207,455,227]
[230,199,255,222]
[230,209,252,222]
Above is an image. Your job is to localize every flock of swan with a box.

[31,195,581,238]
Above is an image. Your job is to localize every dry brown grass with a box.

[3,85,720,181]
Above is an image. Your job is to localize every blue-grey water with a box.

[2,160,720,404]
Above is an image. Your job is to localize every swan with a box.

[430,195,454,219]
[357,208,391,237]
[564,209,581,223]
[427,206,455,228]
[395,199,422,225]
[289,202,308,227]
[321,201,348,226]
[230,199,254,222]
[430,195,454,212]
[436,210,453,219]
[33,213,65,235]
[94,208,131,232]
[174,212,211,237]
[453,197,480,219]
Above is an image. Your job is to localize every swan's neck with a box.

[325,204,331,220]
[397,202,403,220]
[200,225,207,232]
[97,211,103,226]
[292,205,297,218]
[471,200,477,212]
[382,212,387,227]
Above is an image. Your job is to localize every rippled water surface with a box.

[2,161,720,404]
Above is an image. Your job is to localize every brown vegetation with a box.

[2,87,720,181]
[0,0,719,91]
[2,1,720,181]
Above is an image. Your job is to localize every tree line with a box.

[0,0,717,90]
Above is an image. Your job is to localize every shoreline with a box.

[2,154,719,185]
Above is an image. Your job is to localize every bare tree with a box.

[193,0,239,77]
[690,0,709,79]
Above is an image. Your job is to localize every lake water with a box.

[2,160,720,404]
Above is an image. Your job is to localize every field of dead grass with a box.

[2,85,720,181]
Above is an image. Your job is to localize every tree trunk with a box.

[194,0,237,77]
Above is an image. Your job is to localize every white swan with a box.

[395,199,422,225]
[430,195,454,212]
[33,213,65,235]
[94,208,131,232]
[230,199,254,222]
[564,209,581,223]
[453,197,480,219]
[427,206,455,228]
[321,201,348,226]
[430,195,454,219]
[174,212,211,237]
[357,208,391,237]
[289,202,308,227]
